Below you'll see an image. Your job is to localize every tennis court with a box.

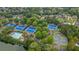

[15,25,26,31]
[25,26,36,33]
[48,24,58,30]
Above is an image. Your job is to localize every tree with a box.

[26,19,32,26]
[23,38,34,50]
[40,38,47,44]
[67,35,77,51]
[32,20,37,26]
[35,31,43,39]
[74,46,79,51]
[2,27,14,34]
[40,44,54,51]
[15,17,19,23]
[23,17,28,23]
[46,35,54,44]
[36,27,42,31]
[28,42,41,51]
[67,39,75,51]
[42,31,48,38]
[39,35,54,51]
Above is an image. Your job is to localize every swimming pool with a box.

[10,32,22,39]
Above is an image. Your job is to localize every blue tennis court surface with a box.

[48,24,58,30]
[25,26,36,33]
[15,25,26,31]
[6,24,16,27]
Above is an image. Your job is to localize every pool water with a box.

[10,32,22,39]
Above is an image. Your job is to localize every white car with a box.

[75,43,79,47]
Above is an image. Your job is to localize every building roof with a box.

[15,25,26,31]
[48,24,58,30]
[25,26,36,33]
[6,23,16,27]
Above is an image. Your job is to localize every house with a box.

[48,24,58,30]
[18,15,24,19]
[75,21,79,27]
[0,16,5,19]
[13,15,23,19]
[13,15,17,18]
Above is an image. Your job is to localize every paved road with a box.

[0,41,25,51]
